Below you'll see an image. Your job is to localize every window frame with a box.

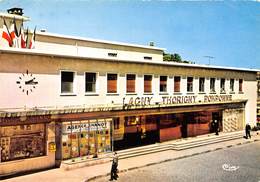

[220,78,226,93]
[230,78,235,93]
[210,78,216,93]
[199,77,205,93]
[187,77,193,93]
[85,72,98,95]
[174,76,181,93]
[159,75,168,93]
[144,74,153,94]
[126,73,136,94]
[107,73,118,94]
[60,70,76,96]
[239,79,243,93]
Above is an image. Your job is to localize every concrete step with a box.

[171,132,244,150]
[117,144,172,159]
[61,131,245,170]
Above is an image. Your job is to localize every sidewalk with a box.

[2,132,260,182]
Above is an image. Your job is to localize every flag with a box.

[1,19,12,47]
[9,18,19,48]
[19,21,27,48]
[29,27,36,49]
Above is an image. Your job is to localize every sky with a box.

[1,0,260,69]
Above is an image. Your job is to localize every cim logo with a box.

[222,163,239,172]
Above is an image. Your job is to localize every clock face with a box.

[16,70,38,95]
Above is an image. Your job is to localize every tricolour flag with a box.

[29,27,36,49]
[1,19,12,47]
[9,18,19,48]
[19,21,27,48]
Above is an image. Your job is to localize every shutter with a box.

[144,80,152,92]
[174,77,180,92]
[127,74,135,93]
[107,74,117,93]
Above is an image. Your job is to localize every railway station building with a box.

[0,9,258,176]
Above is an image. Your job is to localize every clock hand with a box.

[25,78,37,85]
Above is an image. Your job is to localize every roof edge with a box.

[36,31,166,51]
[0,48,259,73]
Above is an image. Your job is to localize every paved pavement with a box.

[1,131,260,182]
[94,142,260,182]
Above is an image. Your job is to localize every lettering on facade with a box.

[63,120,110,134]
[162,96,197,105]
[123,94,233,108]
[204,95,232,103]
[123,97,152,107]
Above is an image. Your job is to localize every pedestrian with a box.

[110,152,119,181]
[214,120,219,135]
[245,123,251,139]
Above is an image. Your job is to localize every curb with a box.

[86,138,260,182]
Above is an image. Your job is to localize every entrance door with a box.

[212,112,222,132]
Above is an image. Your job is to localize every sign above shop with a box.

[123,94,233,107]
[62,119,111,134]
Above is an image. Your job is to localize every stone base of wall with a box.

[0,153,55,177]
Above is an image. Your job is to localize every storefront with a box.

[113,101,245,150]
[60,118,112,160]
[0,123,46,162]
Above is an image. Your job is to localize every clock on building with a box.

[16,70,38,95]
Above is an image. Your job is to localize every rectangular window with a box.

[174,76,181,92]
[230,79,234,92]
[107,74,117,93]
[61,71,74,93]
[85,73,96,93]
[144,75,152,93]
[210,78,215,92]
[199,77,205,92]
[187,77,193,92]
[108,53,117,57]
[239,79,243,92]
[220,78,225,93]
[160,76,167,92]
[126,74,136,93]
[144,56,152,60]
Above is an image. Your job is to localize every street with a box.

[94,142,260,182]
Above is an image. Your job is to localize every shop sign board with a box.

[62,120,110,134]
[123,94,233,107]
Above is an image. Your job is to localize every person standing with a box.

[245,123,251,139]
[214,120,219,135]
[110,152,119,181]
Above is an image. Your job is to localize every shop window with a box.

[144,75,152,93]
[210,78,216,93]
[230,79,234,92]
[160,76,167,93]
[220,78,225,93]
[174,76,181,93]
[61,71,75,94]
[0,124,46,162]
[239,79,243,92]
[125,116,140,126]
[126,74,136,93]
[107,74,117,93]
[187,77,193,92]
[61,119,112,160]
[199,77,205,92]
[85,72,96,93]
